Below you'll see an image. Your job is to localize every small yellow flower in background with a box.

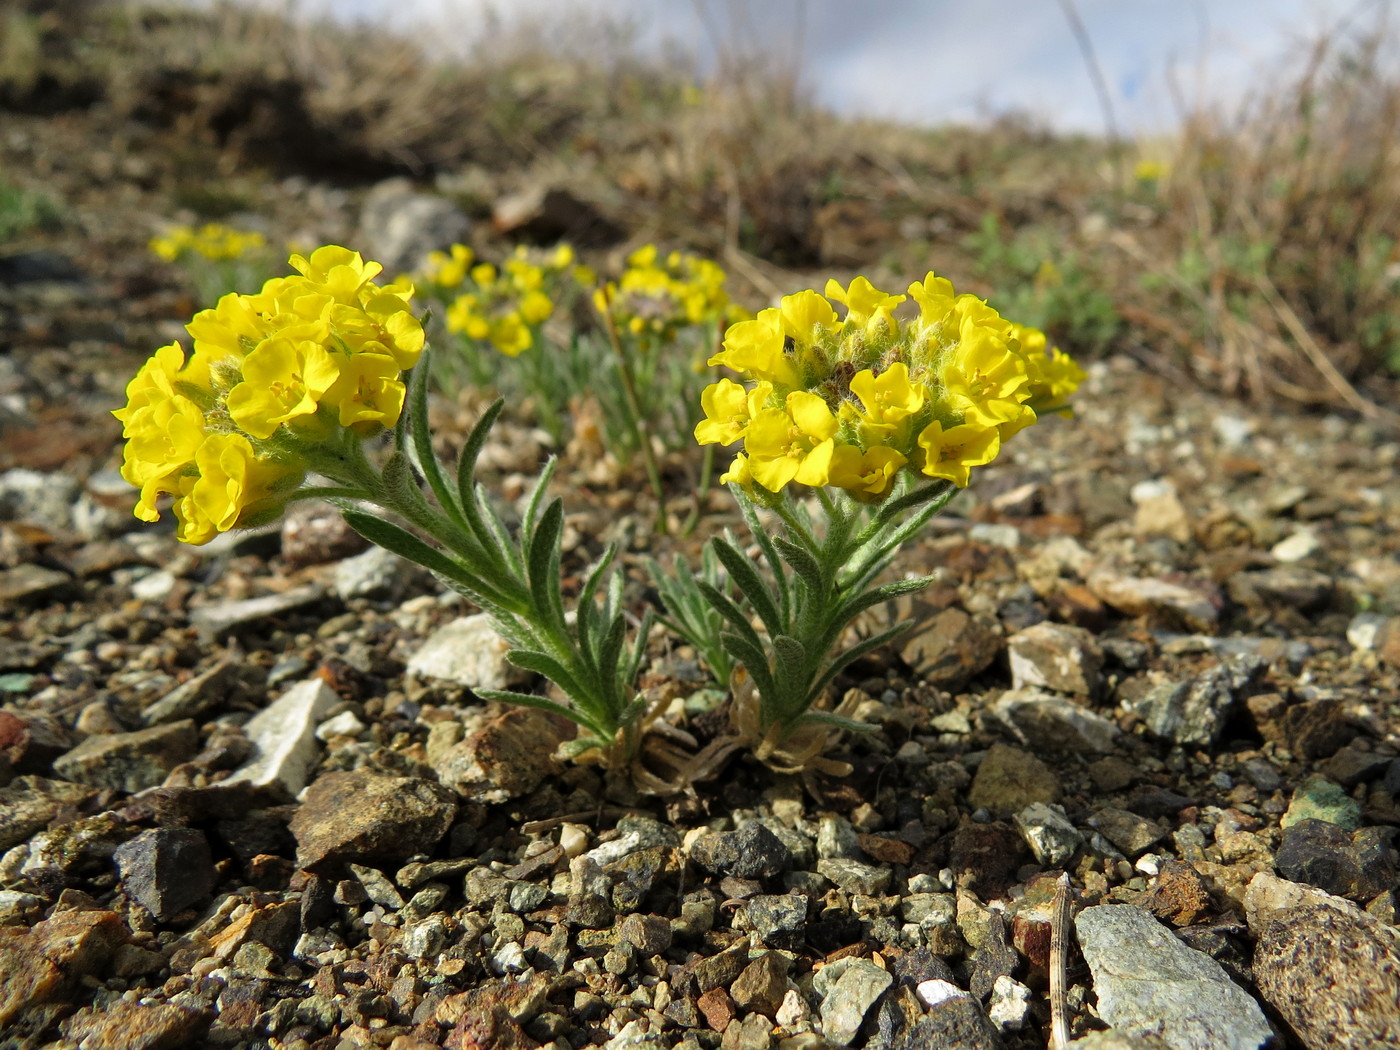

[1134,158,1168,183]
[114,246,421,544]
[425,243,573,358]
[595,244,735,344]
[150,223,267,264]
[696,270,1084,498]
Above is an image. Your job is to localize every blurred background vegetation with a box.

[2,0,1398,425]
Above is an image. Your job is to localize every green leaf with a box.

[405,356,464,525]
[456,399,505,546]
[475,688,606,735]
[772,635,808,718]
[807,622,914,704]
[504,648,587,706]
[773,536,824,598]
[521,457,559,539]
[712,538,785,640]
[342,510,494,601]
[719,630,776,702]
[698,582,763,655]
[596,614,627,700]
[794,709,879,733]
[525,498,566,627]
[829,574,935,630]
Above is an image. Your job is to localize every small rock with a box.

[141,661,244,726]
[1131,478,1192,543]
[1228,566,1334,612]
[290,769,456,872]
[1006,622,1104,696]
[689,822,793,879]
[189,584,327,641]
[1087,570,1219,632]
[967,743,1061,817]
[114,828,217,921]
[987,975,1032,1031]
[1279,699,1357,760]
[407,614,532,692]
[949,822,1029,899]
[1087,808,1166,858]
[334,545,416,601]
[52,720,198,794]
[969,912,1017,1000]
[279,502,367,568]
[1013,803,1084,866]
[1282,775,1362,831]
[1322,744,1391,788]
[899,607,1002,689]
[991,689,1121,754]
[0,563,74,605]
[1126,656,1265,746]
[432,707,568,803]
[910,980,1003,1050]
[617,913,672,956]
[1274,820,1397,901]
[0,908,126,1026]
[491,183,621,244]
[1346,612,1388,652]
[813,956,892,1046]
[816,814,861,860]
[0,776,97,851]
[565,855,614,929]
[1270,530,1321,563]
[731,951,790,1018]
[744,894,809,948]
[227,678,340,796]
[815,857,891,896]
[1253,900,1400,1049]
[60,999,209,1050]
[1075,904,1272,1050]
[1139,859,1214,926]
[0,468,81,531]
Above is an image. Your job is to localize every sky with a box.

[218,0,1385,133]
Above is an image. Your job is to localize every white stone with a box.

[131,569,177,601]
[915,978,969,1008]
[1271,530,1321,563]
[228,678,340,795]
[559,823,589,858]
[315,710,366,741]
[1014,802,1085,866]
[968,523,1020,550]
[1346,612,1388,652]
[1212,415,1255,448]
[988,975,1033,1030]
[406,614,530,691]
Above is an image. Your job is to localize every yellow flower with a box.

[174,433,296,545]
[489,313,532,357]
[917,420,1001,487]
[694,378,773,446]
[120,396,207,523]
[938,324,1031,429]
[709,309,800,388]
[324,352,405,430]
[744,392,839,492]
[824,276,905,335]
[779,289,839,343]
[518,291,554,326]
[425,244,473,288]
[850,363,925,430]
[227,334,340,439]
[288,246,383,305]
[719,452,753,488]
[828,444,907,501]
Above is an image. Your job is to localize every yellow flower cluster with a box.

[114,246,423,544]
[426,243,586,357]
[594,245,739,341]
[149,223,268,263]
[695,274,1085,500]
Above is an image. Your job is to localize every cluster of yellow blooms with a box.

[425,244,588,357]
[595,245,740,341]
[695,274,1085,500]
[149,223,268,263]
[114,247,423,544]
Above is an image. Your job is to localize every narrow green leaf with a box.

[807,622,914,703]
[475,688,606,735]
[504,648,587,705]
[596,614,627,698]
[524,498,565,623]
[829,574,935,630]
[772,635,809,718]
[343,510,492,599]
[456,399,505,546]
[794,709,879,733]
[405,356,464,525]
[521,457,559,539]
[697,582,763,654]
[719,631,777,702]
[773,536,824,599]
[711,539,785,640]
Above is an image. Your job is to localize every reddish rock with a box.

[0,908,126,1026]
[697,985,738,1033]
[61,1000,209,1050]
[1141,860,1215,926]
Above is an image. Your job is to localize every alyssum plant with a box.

[115,245,1082,784]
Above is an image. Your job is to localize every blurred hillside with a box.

[1,0,1398,425]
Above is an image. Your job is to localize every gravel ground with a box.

[1,107,1398,1050]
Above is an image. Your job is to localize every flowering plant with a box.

[682,274,1084,770]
